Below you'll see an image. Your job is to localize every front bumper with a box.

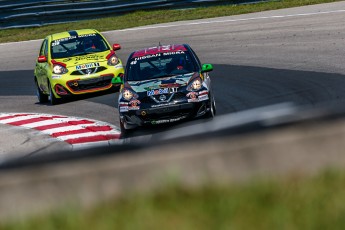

[52,74,121,98]
[65,74,114,94]
[50,62,124,98]
[120,100,210,127]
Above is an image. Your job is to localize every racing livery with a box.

[34,29,124,104]
[113,44,216,133]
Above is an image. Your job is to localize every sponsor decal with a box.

[75,55,104,61]
[128,99,141,110]
[169,88,178,93]
[131,51,186,62]
[144,86,158,91]
[159,95,167,101]
[51,36,77,46]
[132,45,187,58]
[186,90,209,102]
[159,83,181,88]
[198,90,208,96]
[163,51,185,56]
[151,115,187,125]
[134,53,161,61]
[51,75,61,79]
[85,69,92,75]
[63,58,72,62]
[151,102,175,108]
[147,88,169,96]
[51,34,96,47]
[151,119,170,125]
[129,99,141,107]
[198,94,209,102]
[119,102,129,106]
[119,102,129,112]
[78,33,97,38]
[76,62,100,70]
[187,92,199,102]
[120,107,129,112]
[198,90,209,101]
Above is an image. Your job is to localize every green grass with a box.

[0,0,342,43]
[2,169,345,230]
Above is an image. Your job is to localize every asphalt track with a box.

[1,2,345,157]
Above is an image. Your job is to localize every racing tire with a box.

[48,81,59,105]
[119,119,135,138]
[35,77,48,103]
[205,94,216,118]
[120,119,129,138]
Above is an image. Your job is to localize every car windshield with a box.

[50,33,109,59]
[126,50,197,81]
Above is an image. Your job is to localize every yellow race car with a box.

[34,29,124,105]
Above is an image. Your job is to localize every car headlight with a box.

[122,88,138,101]
[107,54,119,66]
[53,64,68,74]
[187,77,202,91]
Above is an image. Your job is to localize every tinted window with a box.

[127,50,197,81]
[50,33,109,59]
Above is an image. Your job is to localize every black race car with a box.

[112,44,216,133]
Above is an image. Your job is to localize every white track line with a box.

[115,9,345,32]
[1,8,345,45]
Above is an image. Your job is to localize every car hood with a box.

[53,50,111,68]
[127,72,198,93]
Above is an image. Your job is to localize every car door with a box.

[35,38,49,93]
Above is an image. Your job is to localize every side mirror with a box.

[201,63,213,73]
[112,76,123,85]
[112,44,121,51]
[37,55,47,63]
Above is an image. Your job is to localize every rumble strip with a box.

[0,113,122,147]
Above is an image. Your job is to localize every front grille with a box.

[172,92,186,100]
[70,66,107,76]
[67,75,113,92]
[141,109,191,122]
[140,92,186,104]
[140,96,152,104]
[141,103,194,121]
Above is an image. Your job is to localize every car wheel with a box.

[35,77,48,103]
[48,81,59,105]
[120,119,129,138]
[205,94,216,118]
[119,118,135,138]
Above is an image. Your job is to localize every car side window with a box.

[189,47,202,69]
[44,39,48,56]
[39,39,48,56]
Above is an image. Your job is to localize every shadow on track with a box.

[2,65,345,138]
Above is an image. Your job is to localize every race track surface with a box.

[1,2,345,157]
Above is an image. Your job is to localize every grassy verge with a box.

[0,0,342,43]
[1,169,345,229]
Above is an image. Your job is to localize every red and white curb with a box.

[0,113,122,148]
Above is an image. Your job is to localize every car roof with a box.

[49,29,100,41]
[131,44,189,59]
